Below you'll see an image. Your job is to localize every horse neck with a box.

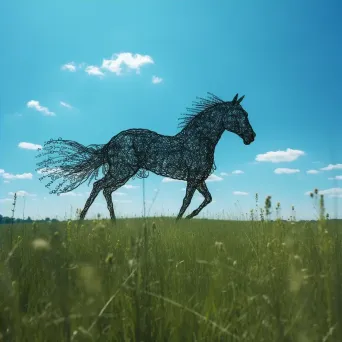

[178,111,225,147]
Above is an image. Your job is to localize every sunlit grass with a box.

[0,193,341,341]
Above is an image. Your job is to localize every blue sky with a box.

[1,0,341,220]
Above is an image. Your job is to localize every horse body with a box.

[105,126,219,182]
[36,93,256,222]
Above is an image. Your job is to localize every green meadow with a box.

[0,195,341,341]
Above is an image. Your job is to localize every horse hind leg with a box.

[103,173,137,222]
[79,177,110,220]
[103,187,116,222]
[185,182,212,219]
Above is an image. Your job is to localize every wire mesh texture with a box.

[36,93,256,222]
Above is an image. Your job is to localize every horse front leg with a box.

[176,181,197,220]
[185,181,212,219]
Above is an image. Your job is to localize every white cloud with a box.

[0,169,4,174]
[18,142,42,150]
[61,62,76,72]
[274,168,300,174]
[85,66,104,77]
[101,53,154,75]
[60,101,73,109]
[4,180,10,184]
[8,191,36,197]
[320,188,342,198]
[27,100,55,116]
[305,188,342,198]
[37,167,61,175]
[233,191,249,196]
[1,171,33,180]
[123,184,139,189]
[306,170,319,174]
[162,177,184,183]
[255,148,305,163]
[320,164,342,171]
[152,75,163,84]
[59,192,82,197]
[328,175,342,180]
[207,174,223,182]
[232,170,244,175]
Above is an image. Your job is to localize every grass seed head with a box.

[32,238,50,251]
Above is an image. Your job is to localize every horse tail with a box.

[35,138,108,195]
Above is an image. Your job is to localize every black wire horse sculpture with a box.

[36,93,256,222]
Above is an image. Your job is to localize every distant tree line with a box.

[0,215,60,224]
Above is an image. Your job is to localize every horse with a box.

[36,93,256,222]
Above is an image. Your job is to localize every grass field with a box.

[1,212,342,342]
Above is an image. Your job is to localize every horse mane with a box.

[177,92,226,129]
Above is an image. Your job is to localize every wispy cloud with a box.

[320,164,342,171]
[256,148,305,163]
[59,192,83,197]
[27,100,55,116]
[113,199,132,204]
[60,101,73,109]
[85,66,104,77]
[306,169,320,174]
[8,191,36,197]
[274,168,300,174]
[123,184,139,189]
[152,75,163,84]
[328,175,342,180]
[0,198,12,203]
[162,177,184,183]
[18,142,42,150]
[207,174,223,182]
[0,170,33,180]
[61,62,76,72]
[232,170,244,175]
[233,191,249,196]
[305,187,342,198]
[221,170,244,176]
[113,192,127,196]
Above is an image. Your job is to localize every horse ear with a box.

[237,95,245,104]
[232,94,239,103]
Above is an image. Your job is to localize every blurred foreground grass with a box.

[0,217,342,341]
